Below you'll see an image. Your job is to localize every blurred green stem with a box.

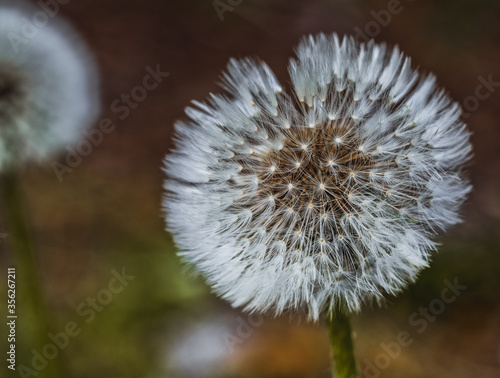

[1,171,62,378]
[327,309,358,378]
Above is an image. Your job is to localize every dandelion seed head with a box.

[164,33,472,320]
[0,2,99,171]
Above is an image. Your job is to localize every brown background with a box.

[1,0,500,377]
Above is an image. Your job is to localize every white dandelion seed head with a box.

[164,33,472,321]
[0,1,99,171]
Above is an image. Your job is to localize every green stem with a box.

[1,171,62,378]
[327,309,358,378]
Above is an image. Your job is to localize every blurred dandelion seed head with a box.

[164,33,472,320]
[0,1,99,171]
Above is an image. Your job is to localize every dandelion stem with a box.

[327,309,358,378]
[1,171,63,378]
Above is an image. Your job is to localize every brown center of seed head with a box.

[254,120,372,227]
[0,61,30,121]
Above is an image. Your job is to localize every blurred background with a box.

[1,0,500,377]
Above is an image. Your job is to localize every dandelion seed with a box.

[164,33,472,320]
